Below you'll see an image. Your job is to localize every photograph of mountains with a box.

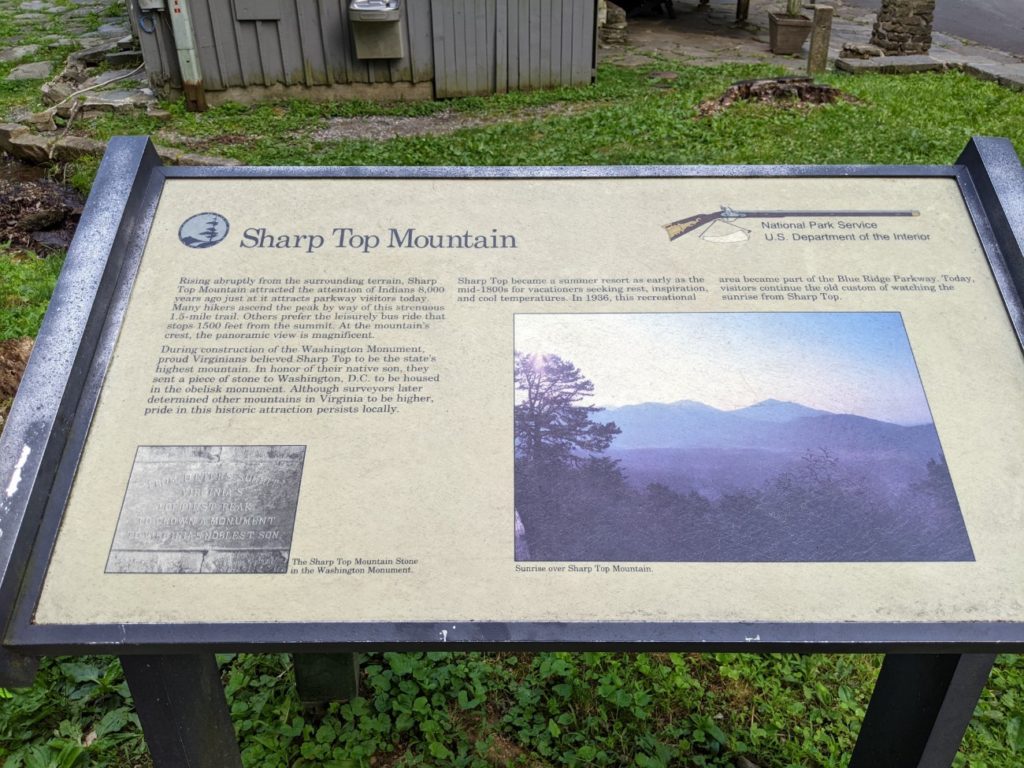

[513,312,974,562]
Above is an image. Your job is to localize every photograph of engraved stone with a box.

[106,445,304,574]
[513,312,974,562]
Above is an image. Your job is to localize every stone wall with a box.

[870,0,935,55]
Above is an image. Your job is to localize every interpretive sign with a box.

[1,137,1022,768]
[2,137,1024,656]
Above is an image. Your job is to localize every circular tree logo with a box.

[179,212,230,249]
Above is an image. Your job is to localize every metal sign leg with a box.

[120,654,242,768]
[293,652,360,710]
[849,653,995,768]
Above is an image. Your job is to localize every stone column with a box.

[870,0,935,55]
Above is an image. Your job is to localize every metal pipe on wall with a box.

[167,0,207,111]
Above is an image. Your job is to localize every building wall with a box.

[431,0,596,97]
[131,0,596,100]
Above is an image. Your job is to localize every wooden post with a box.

[736,0,750,21]
[807,5,833,74]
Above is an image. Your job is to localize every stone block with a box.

[964,63,1024,92]
[25,110,56,132]
[51,135,106,162]
[155,145,184,164]
[0,123,30,154]
[0,44,40,63]
[6,61,54,81]
[834,55,943,74]
[839,42,884,59]
[7,132,52,164]
[41,80,75,106]
[68,41,117,67]
[81,89,155,112]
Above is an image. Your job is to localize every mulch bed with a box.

[698,76,858,116]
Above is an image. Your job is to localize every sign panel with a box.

[31,174,1024,629]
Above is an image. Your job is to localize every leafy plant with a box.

[0,246,66,340]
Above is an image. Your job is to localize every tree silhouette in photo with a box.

[514,353,623,559]
[512,352,972,562]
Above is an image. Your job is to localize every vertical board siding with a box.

[432,0,594,97]
[231,13,261,86]
[406,0,434,82]
[207,0,244,87]
[137,0,593,97]
[136,8,181,88]
[559,0,572,85]
[148,0,434,91]
[294,1,325,85]
[189,0,224,90]
[316,0,337,85]
[495,0,508,93]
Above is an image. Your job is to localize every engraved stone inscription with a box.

[106,445,304,574]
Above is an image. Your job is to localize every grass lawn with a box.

[2,49,1024,768]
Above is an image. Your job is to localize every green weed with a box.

[0,245,65,340]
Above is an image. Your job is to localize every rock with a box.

[30,230,74,250]
[0,44,40,63]
[18,205,67,231]
[6,61,54,81]
[146,105,173,121]
[68,41,118,67]
[41,80,75,106]
[81,68,146,90]
[600,3,628,44]
[735,758,762,768]
[81,89,156,112]
[7,133,53,164]
[19,0,58,10]
[155,146,184,164]
[835,54,946,74]
[871,0,935,54]
[105,50,143,67]
[839,42,884,59]
[964,62,1024,92]
[25,110,56,132]
[0,124,30,154]
[96,22,131,37]
[51,135,106,162]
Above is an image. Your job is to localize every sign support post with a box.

[850,653,996,767]
[120,654,243,768]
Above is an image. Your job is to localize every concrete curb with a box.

[834,55,1024,91]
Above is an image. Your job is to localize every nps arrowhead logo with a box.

[179,212,230,249]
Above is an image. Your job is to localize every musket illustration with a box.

[664,206,920,241]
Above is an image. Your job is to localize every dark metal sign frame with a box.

[2,137,1024,664]
[2,137,1022,768]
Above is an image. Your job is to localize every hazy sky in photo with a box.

[514,312,933,425]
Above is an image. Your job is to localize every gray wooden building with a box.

[128,0,598,110]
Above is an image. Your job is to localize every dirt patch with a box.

[0,337,33,429]
[153,131,256,153]
[697,76,858,116]
[307,102,599,142]
[0,157,84,253]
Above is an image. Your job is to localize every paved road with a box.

[841,0,1024,56]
